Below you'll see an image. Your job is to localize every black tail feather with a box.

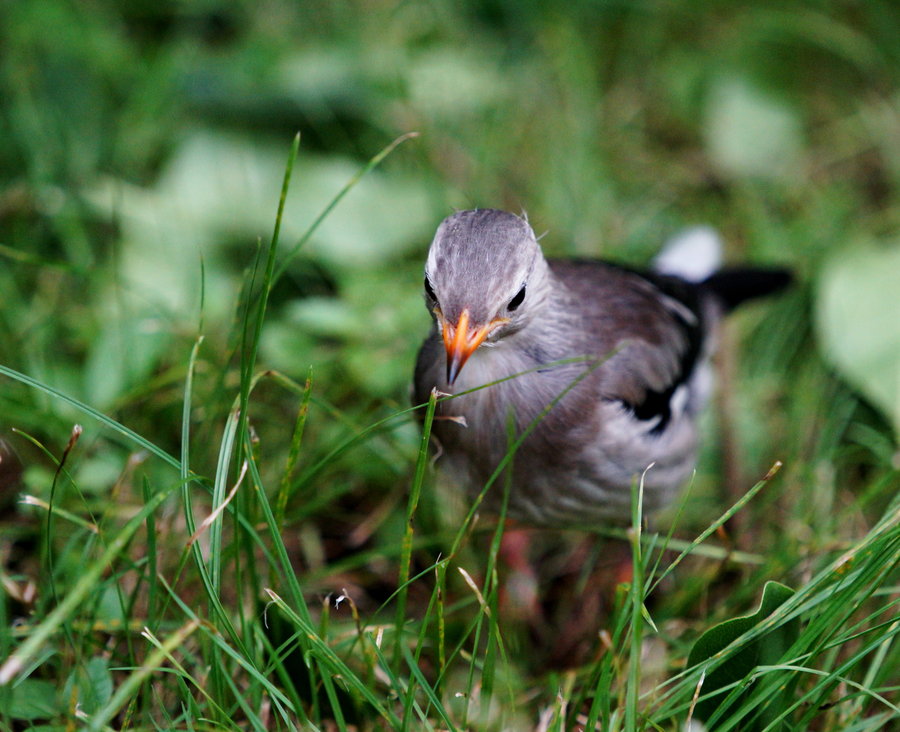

[702,268,793,312]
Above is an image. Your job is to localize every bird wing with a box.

[413,330,444,408]
[549,260,709,432]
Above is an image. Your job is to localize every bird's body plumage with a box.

[413,209,788,527]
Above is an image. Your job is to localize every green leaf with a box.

[407,46,508,119]
[816,243,900,439]
[9,679,58,721]
[704,76,803,181]
[84,315,170,409]
[63,657,113,716]
[687,580,798,729]
[85,131,434,325]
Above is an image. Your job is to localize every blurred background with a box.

[1,0,899,724]
[2,0,898,520]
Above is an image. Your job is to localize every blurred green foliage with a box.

[1,0,898,547]
[1,0,899,727]
[2,0,898,504]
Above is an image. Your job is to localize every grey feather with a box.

[414,209,788,527]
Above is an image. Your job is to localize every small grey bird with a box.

[413,209,790,527]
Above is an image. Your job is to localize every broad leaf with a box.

[704,76,803,181]
[816,243,900,439]
[63,656,113,716]
[687,581,798,729]
[9,679,58,721]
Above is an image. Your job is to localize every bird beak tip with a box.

[446,359,462,385]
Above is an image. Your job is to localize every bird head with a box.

[423,209,548,385]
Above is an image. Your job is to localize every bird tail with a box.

[701,267,793,312]
[652,226,723,283]
[653,226,792,311]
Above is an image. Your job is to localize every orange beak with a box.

[441,308,506,384]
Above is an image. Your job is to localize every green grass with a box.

[1,1,899,729]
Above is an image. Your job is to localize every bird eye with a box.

[507,285,526,311]
[424,276,437,302]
